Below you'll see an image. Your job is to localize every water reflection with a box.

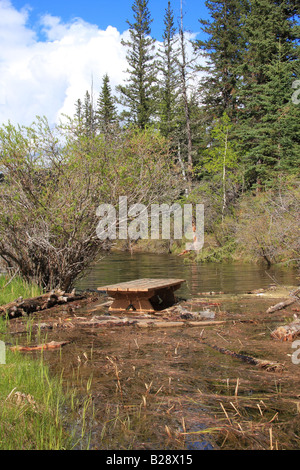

[76,252,298,298]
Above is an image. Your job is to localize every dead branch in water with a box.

[201,341,284,372]
[266,287,300,314]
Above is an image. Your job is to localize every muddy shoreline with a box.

[4,285,300,450]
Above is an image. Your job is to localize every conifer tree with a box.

[157,1,179,138]
[83,90,96,137]
[117,0,157,129]
[96,74,118,133]
[195,0,246,122]
[75,98,83,123]
[236,0,300,187]
[177,1,194,191]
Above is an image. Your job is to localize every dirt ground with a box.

[5,285,300,450]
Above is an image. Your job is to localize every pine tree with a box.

[96,74,118,133]
[157,1,179,138]
[117,0,157,129]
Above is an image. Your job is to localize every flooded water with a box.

[76,251,298,297]
[9,251,299,450]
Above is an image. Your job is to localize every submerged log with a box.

[266,287,300,314]
[202,341,284,372]
[271,320,300,341]
[0,289,86,319]
[137,320,225,328]
[71,316,226,328]
[10,340,70,352]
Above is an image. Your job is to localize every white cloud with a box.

[0,0,128,126]
[0,1,205,127]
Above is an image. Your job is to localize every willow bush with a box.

[0,117,181,291]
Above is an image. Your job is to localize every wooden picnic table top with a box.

[97,278,186,293]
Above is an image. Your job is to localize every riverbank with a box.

[113,180,300,271]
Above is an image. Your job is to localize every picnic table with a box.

[97,278,186,312]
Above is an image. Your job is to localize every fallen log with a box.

[201,341,284,372]
[266,287,300,314]
[271,320,300,341]
[266,298,297,314]
[10,340,70,352]
[0,289,87,319]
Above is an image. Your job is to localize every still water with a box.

[76,252,298,298]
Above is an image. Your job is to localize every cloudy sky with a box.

[0,0,209,126]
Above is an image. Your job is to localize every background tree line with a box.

[76,0,299,190]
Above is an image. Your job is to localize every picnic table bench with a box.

[97,278,186,312]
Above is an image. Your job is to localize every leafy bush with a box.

[0,118,181,291]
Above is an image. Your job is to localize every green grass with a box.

[0,274,42,306]
[0,345,72,450]
[0,275,91,450]
[0,274,94,450]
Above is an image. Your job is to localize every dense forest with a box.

[0,0,299,290]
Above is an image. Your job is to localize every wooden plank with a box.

[98,278,185,293]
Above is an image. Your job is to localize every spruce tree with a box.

[157,1,179,138]
[96,74,118,133]
[117,0,157,129]
[195,0,246,122]
[177,1,194,191]
[83,90,96,137]
[75,98,83,123]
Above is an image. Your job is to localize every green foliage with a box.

[235,0,300,187]
[200,113,239,178]
[234,176,300,265]
[196,112,241,224]
[1,0,299,273]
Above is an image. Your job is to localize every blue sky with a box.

[0,0,208,126]
[10,0,209,40]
